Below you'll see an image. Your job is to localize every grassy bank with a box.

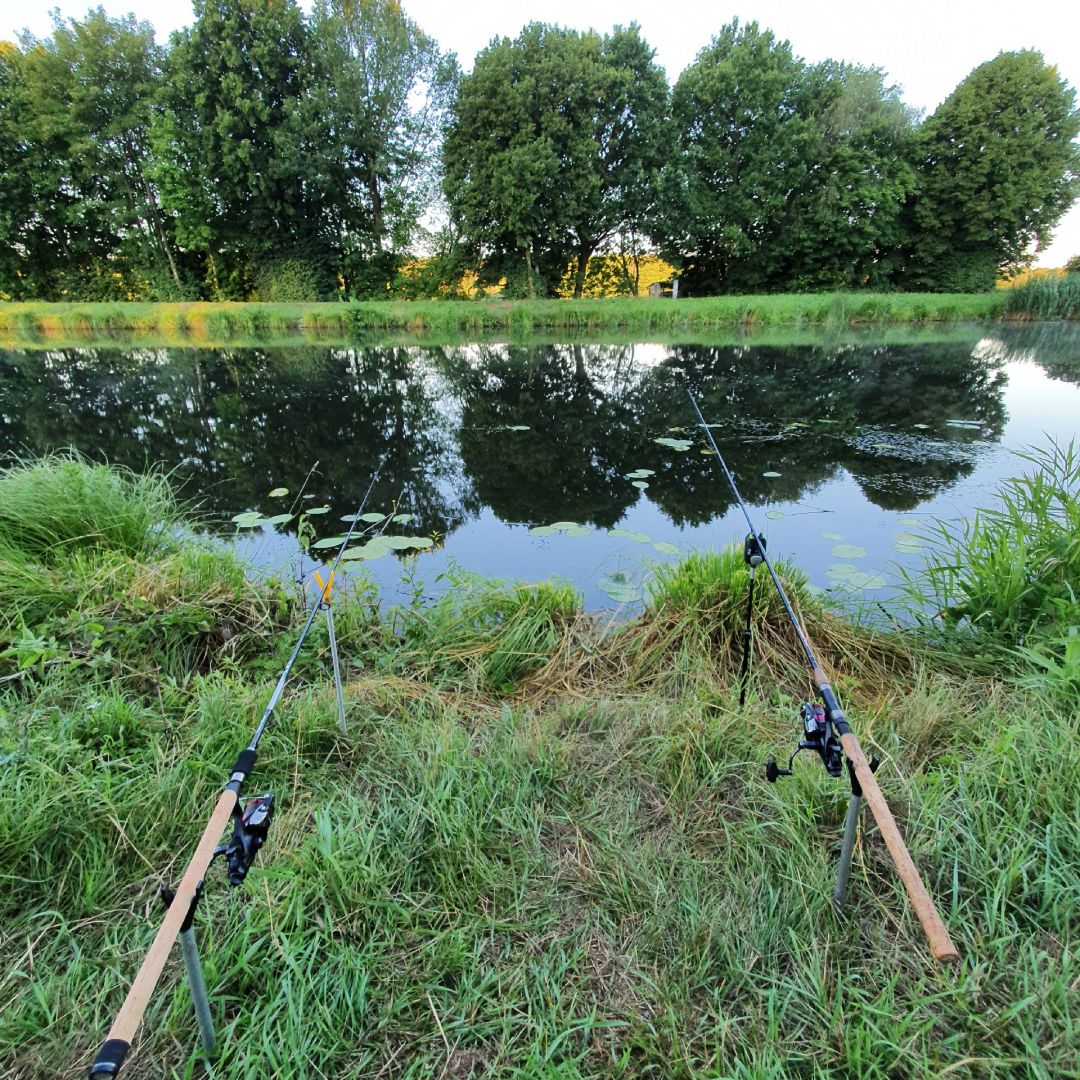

[0,292,1011,348]
[1,459,1076,1079]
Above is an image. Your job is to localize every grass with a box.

[1004,274,1080,320]
[900,440,1080,702]
[0,460,1077,1079]
[0,293,1013,348]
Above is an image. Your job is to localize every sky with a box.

[2,0,1078,266]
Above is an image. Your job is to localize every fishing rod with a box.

[88,467,383,1079]
[685,387,959,964]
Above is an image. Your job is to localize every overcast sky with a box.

[2,0,1078,266]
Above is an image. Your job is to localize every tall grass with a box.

[0,293,1010,348]
[0,462,1077,1078]
[0,456,284,685]
[1005,274,1080,320]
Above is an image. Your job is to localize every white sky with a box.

[2,0,1078,266]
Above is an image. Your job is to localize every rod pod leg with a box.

[324,603,347,735]
[160,882,217,1062]
[833,755,879,911]
[178,927,216,1059]
[833,792,862,909]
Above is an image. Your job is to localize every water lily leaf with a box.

[624,469,655,479]
[360,512,387,522]
[304,506,330,515]
[654,437,692,451]
[312,535,349,549]
[608,528,651,543]
[894,531,924,547]
[827,564,886,589]
[392,513,414,524]
[503,425,530,431]
[231,511,263,524]
[561,525,591,537]
[549,521,581,530]
[913,423,930,430]
[268,487,288,497]
[831,543,867,559]
[700,448,716,455]
[947,419,981,428]
[898,516,922,526]
[530,525,561,537]
[233,516,266,529]
[653,542,680,555]
[597,572,642,604]
[263,513,294,526]
[821,532,845,541]
[341,543,389,561]
[765,510,785,520]
[762,471,782,478]
[632,480,649,489]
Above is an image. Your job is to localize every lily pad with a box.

[549,521,582,530]
[765,510,785,520]
[597,572,642,604]
[304,506,330,516]
[268,487,288,498]
[827,564,887,590]
[393,513,414,524]
[608,528,651,543]
[898,516,922,526]
[654,437,692,451]
[947,419,982,428]
[632,480,649,490]
[360,512,387,523]
[503,425,530,431]
[231,511,264,525]
[311,535,349,549]
[263,513,294,527]
[653,542,680,555]
[340,543,389,561]
[821,532,845,541]
[624,469,655,479]
[762,471,782,478]
[831,543,867,559]
[530,525,561,537]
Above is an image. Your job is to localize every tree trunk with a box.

[573,243,593,298]
[524,245,536,299]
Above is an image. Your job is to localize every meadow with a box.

[0,453,1076,1079]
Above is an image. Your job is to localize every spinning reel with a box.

[213,794,275,886]
[766,702,844,782]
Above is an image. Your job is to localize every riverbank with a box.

[0,457,1076,1078]
[0,292,1012,348]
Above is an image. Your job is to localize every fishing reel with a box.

[214,793,274,886]
[766,702,844,782]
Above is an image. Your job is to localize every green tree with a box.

[444,23,667,298]
[900,51,1080,292]
[1065,254,1080,274]
[307,0,458,297]
[661,21,821,294]
[156,0,333,298]
[0,12,175,299]
[779,64,919,290]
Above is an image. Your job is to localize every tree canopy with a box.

[0,12,1077,300]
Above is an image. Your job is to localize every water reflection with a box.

[1,326,1077,604]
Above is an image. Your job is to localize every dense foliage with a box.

[0,8,1077,299]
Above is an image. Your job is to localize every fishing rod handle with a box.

[89,787,239,1077]
[839,731,960,964]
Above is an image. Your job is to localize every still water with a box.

[2,325,1079,611]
